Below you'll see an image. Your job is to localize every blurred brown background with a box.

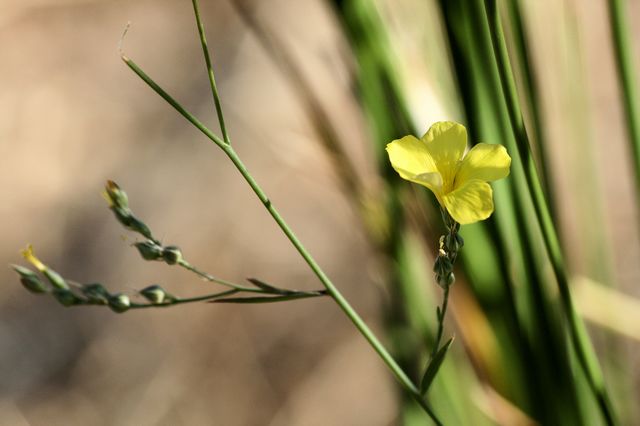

[1,0,639,425]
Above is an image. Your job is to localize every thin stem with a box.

[177,259,263,292]
[120,53,441,425]
[221,144,442,425]
[608,0,640,207]
[484,2,617,424]
[129,288,239,309]
[191,0,231,145]
[430,285,450,360]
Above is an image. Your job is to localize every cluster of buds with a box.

[13,245,174,313]
[104,180,155,241]
[105,181,185,267]
[433,222,464,288]
[133,240,184,265]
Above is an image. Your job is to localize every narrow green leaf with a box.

[420,337,454,394]
[211,292,325,304]
[246,277,294,295]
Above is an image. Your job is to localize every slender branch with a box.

[129,288,239,309]
[430,285,450,360]
[120,45,441,426]
[191,0,231,145]
[176,259,263,292]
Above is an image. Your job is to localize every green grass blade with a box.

[608,0,640,206]
[484,1,617,424]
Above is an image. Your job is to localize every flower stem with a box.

[129,288,239,309]
[431,284,450,360]
[191,0,230,145]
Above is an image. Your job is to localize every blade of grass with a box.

[483,1,617,424]
[608,0,640,206]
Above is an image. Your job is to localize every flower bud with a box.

[455,233,464,249]
[437,272,455,288]
[53,289,81,306]
[111,206,134,227]
[43,268,69,290]
[134,241,164,261]
[108,293,131,313]
[140,285,172,304]
[105,180,129,209]
[162,246,183,265]
[12,265,47,293]
[82,283,110,305]
[433,255,452,276]
[127,217,154,241]
[444,233,459,253]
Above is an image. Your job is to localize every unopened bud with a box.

[134,241,164,261]
[437,272,455,288]
[53,289,81,306]
[112,206,134,227]
[43,268,69,290]
[433,255,452,276]
[105,180,129,209]
[127,217,153,240]
[162,246,183,265]
[140,285,172,304]
[108,293,131,313]
[12,265,47,293]
[444,233,459,253]
[82,283,110,305]
[455,233,464,249]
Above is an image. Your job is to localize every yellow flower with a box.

[386,121,511,224]
[21,244,46,272]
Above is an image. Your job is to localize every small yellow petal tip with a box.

[21,244,46,272]
[101,189,113,206]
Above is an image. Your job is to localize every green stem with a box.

[608,0,640,206]
[484,2,617,424]
[120,54,441,425]
[191,0,231,145]
[430,284,450,360]
[176,259,263,292]
[129,288,239,309]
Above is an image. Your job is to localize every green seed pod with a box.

[43,268,69,290]
[134,241,164,261]
[140,285,171,304]
[162,246,183,265]
[108,293,131,313]
[82,283,110,305]
[12,265,48,293]
[53,289,81,306]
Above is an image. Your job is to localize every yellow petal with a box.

[21,244,46,272]
[455,143,511,188]
[443,180,494,225]
[386,135,443,196]
[421,121,467,191]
